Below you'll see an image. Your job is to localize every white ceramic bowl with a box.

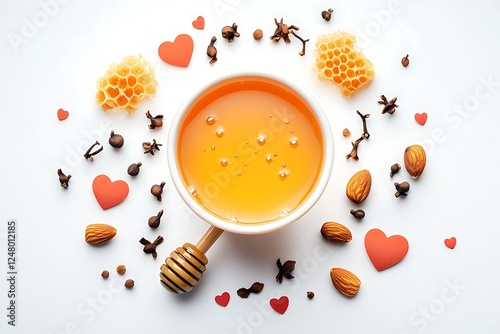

[167,73,334,235]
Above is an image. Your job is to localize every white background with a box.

[1,0,500,333]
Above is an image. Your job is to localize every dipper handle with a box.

[160,226,223,293]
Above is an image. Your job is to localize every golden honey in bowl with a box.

[177,76,325,225]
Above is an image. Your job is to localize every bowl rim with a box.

[167,72,334,235]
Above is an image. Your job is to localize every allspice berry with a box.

[127,162,142,176]
[253,29,263,40]
[109,130,124,148]
[116,265,126,275]
[101,270,109,279]
[124,279,134,288]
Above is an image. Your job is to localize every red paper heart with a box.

[444,237,456,249]
[215,292,230,307]
[192,16,205,30]
[57,108,69,121]
[158,34,194,67]
[414,113,427,126]
[270,296,289,315]
[92,174,129,210]
[364,228,409,271]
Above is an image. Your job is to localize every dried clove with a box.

[148,209,163,228]
[275,258,296,283]
[357,110,370,139]
[307,291,315,299]
[237,282,264,298]
[127,162,142,176]
[270,18,298,43]
[401,54,410,67]
[350,209,365,219]
[390,163,401,177]
[83,141,103,161]
[143,139,162,155]
[270,18,308,55]
[345,136,364,160]
[290,29,309,56]
[378,95,399,115]
[221,23,240,43]
[57,169,71,189]
[139,236,164,259]
[206,36,218,64]
[151,181,166,201]
[145,111,164,129]
[253,29,263,40]
[108,130,124,148]
[321,8,334,21]
[394,181,410,198]
[345,110,370,160]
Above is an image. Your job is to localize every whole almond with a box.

[321,222,352,243]
[346,169,372,204]
[330,268,361,297]
[404,144,426,179]
[85,224,117,245]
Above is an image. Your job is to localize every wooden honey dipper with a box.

[160,226,223,293]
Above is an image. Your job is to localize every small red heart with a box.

[92,174,129,210]
[158,34,194,67]
[414,113,427,126]
[57,108,69,121]
[444,237,456,249]
[365,228,409,271]
[192,16,205,30]
[270,296,289,315]
[215,292,230,307]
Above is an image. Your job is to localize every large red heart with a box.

[192,16,205,30]
[158,34,194,67]
[92,174,129,210]
[444,237,456,249]
[270,296,289,315]
[414,112,427,126]
[364,228,409,271]
[215,292,230,307]
[57,108,69,121]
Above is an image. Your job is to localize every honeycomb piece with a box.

[315,31,375,98]
[96,54,158,113]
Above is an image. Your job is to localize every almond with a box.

[321,222,352,243]
[345,169,372,204]
[330,268,361,297]
[404,144,426,179]
[85,223,117,245]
